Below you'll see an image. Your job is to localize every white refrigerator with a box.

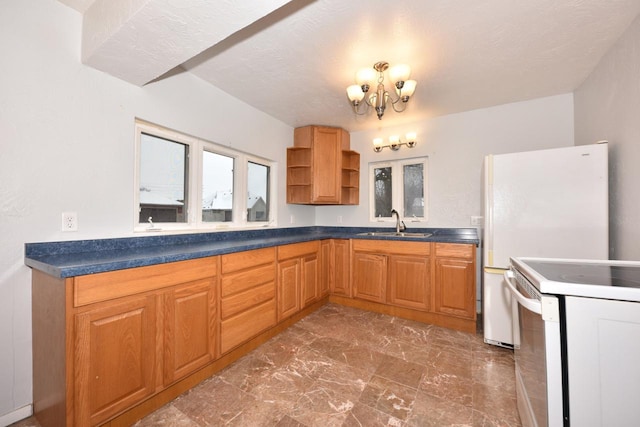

[482,143,609,347]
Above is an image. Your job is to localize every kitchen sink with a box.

[357,231,432,238]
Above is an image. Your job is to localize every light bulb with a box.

[346,85,365,102]
[389,64,411,84]
[356,67,376,87]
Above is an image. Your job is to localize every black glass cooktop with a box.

[525,261,640,288]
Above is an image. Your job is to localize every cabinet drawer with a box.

[220,300,276,354]
[221,264,275,297]
[352,239,430,256]
[221,247,275,274]
[435,243,474,259]
[221,282,276,320]
[277,241,320,260]
[73,257,217,307]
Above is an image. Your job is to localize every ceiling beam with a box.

[81,0,293,86]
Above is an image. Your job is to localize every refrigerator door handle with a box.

[503,270,541,314]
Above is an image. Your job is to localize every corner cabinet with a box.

[287,125,360,205]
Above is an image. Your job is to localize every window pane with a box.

[202,151,234,222]
[139,133,188,223]
[247,161,270,222]
[403,163,424,218]
[374,166,393,218]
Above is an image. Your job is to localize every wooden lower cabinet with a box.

[30,238,476,427]
[346,240,476,331]
[433,242,476,320]
[74,294,157,426]
[388,255,430,311]
[277,241,320,321]
[277,258,300,320]
[301,254,319,307]
[434,257,475,319]
[329,239,351,297]
[220,248,277,354]
[32,257,218,427]
[352,240,430,308]
[163,278,217,385]
[319,240,331,297]
[352,252,387,303]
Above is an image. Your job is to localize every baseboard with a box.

[0,404,33,427]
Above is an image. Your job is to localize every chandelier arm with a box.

[351,102,370,116]
[390,100,409,113]
[386,88,402,105]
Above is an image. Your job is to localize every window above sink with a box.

[369,157,428,224]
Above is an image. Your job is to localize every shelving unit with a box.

[286,147,312,204]
[341,150,360,205]
[286,125,360,205]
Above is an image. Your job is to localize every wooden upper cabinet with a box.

[287,125,359,205]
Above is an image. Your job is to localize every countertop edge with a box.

[25,227,479,278]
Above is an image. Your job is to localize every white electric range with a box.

[505,257,640,427]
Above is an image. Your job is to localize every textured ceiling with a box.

[60,0,640,132]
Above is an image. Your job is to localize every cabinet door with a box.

[163,279,216,385]
[434,258,475,319]
[388,255,430,311]
[319,240,331,298]
[277,258,300,321]
[311,126,341,203]
[74,295,157,426]
[301,254,318,307]
[352,252,387,303]
[331,239,351,297]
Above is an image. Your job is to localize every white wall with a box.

[0,1,316,421]
[574,15,640,261]
[316,94,575,227]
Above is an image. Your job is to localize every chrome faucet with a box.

[390,209,406,233]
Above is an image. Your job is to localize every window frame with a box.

[368,156,428,224]
[134,119,277,232]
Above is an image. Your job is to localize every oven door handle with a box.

[503,270,542,314]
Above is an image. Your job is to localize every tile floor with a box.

[14,303,520,427]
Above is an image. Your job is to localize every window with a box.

[369,157,428,222]
[139,133,189,223]
[135,120,276,231]
[202,151,234,223]
[247,161,270,222]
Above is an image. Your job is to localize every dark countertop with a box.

[25,226,479,278]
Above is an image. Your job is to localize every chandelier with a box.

[346,61,417,120]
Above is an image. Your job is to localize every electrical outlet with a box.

[290,215,295,224]
[470,216,483,226]
[62,212,78,231]
[337,215,343,224]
